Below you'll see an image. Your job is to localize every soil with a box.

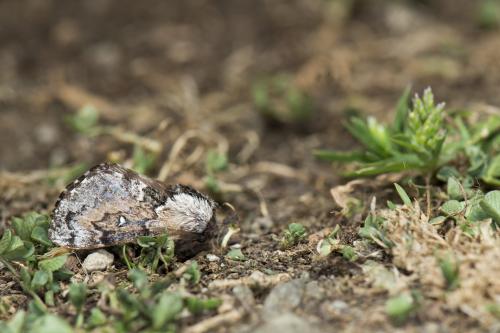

[0,0,499,332]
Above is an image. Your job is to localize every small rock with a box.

[233,285,255,307]
[206,254,220,262]
[304,281,324,300]
[262,279,306,319]
[82,250,114,272]
[330,300,348,311]
[320,300,349,319]
[254,313,321,333]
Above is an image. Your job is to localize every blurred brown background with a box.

[0,0,499,172]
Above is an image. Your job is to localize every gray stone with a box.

[262,279,306,319]
[320,300,349,319]
[304,280,324,300]
[253,313,321,333]
[233,285,255,307]
[82,249,114,272]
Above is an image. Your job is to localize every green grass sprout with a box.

[280,223,307,249]
[316,87,449,178]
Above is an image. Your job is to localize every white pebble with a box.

[82,249,114,272]
[206,254,220,262]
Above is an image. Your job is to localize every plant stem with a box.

[122,245,133,270]
[0,258,47,311]
[76,311,84,328]
[425,174,432,218]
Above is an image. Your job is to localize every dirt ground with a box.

[1,0,500,332]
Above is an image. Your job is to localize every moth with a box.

[48,163,218,257]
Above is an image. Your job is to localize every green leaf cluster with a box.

[0,268,222,333]
[316,87,450,177]
[438,254,460,290]
[125,234,175,272]
[0,213,71,308]
[183,261,201,285]
[385,291,421,325]
[359,213,393,249]
[280,223,307,249]
[226,248,247,261]
[316,87,500,182]
[109,269,221,332]
[439,188,500,233]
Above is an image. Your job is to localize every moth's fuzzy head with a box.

[156,185,216,233]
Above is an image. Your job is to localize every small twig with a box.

[54,83,121,121]
[254,161,307,181]
[157,130,205,181]
[237,131,260,163]
[208,271,291,290]
[184,309,244,333]
[0,165,83,184]
[254,189,270,218]
[96,126,162,153]
[221,226,240,249]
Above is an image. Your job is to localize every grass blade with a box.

[394,183,412,206]
[393,85,411,133]
[314,149,368,162]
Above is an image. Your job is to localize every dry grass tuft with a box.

[378,202,500,328]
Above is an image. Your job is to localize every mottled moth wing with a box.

[49,163,216,250]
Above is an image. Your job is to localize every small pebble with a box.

[82,249,114,272]
[262,279,306,319]
[233,285,255,306]
[206,254,220,262]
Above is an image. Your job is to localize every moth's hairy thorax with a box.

[156,191,215,233]
[49,163,216,250]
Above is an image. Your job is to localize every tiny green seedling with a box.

[125,234,175,272]
[252,74,313,125]
[185,297,222,315]
[385,292,420,325]
[204,149,228,193]
[340,245,358,262]
[183,261,201,285]
[317,225,341,257]
[438,253,460,290]
[226,248,246,261]
[280,223,307,249]
[316,225,357,261]
[132,144,157,175]
[65,105,100,135]
[68,283,87,327]
[478,0,500,29]
[359,213,393,249]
